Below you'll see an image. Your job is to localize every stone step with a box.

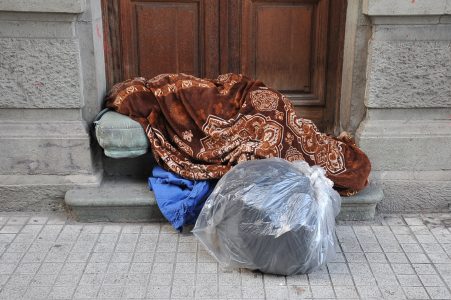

[337,182,384,221]
[65,177,383,223]
[65,176,164,223]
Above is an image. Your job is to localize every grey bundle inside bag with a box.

[192,158,341,275]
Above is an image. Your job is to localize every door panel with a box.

[118,0,219,79]
[241,0,329,106]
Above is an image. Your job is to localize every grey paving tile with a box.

[397,274,423,287]
[128,272,150,286]
[390,226,411,235]
[79,273,105,285]
[106,262,130,273]
[85,262,109,274]
[197,273,218,286]
[418,274,445,287]
[173,262,194,274]
[133,252,154,262]
[425,286,451,299]
[427,252,451,264]
[30,273,57,286]
[102,272,129,285]
[14,262,40,275]
[0,274,10,286]
[327,262,349,274]
[391,264,416,275]
[401,243,423,253]
[334,285,359,299]
[384,216,405,226]
[218,284,241,298]
[378,284,406,300]
[404,217,424,226]
[0,263,17,275]
[308,272,331,286]
[123,284,147,299]
[5,273,33,287]
[286,274,309,286]
[0,252,23,264]
[416,235,438,244]
[54,273,82,286]
[387,252,410,264]
[329,252,345,263]
[330,273,354,286]
[310,284,335,298]
[73,284,100,299]
[141,224,161,234]
[146,284,171,298]
[356,285,383,298]
[361,242,383,253]
[288,285,311,299]
[366,252,388,263]
[0,234,15,243]
[130,262,152,273]
[23,285,51,299]
[0,226,23,234]
[435,263,451,276]
[344,252,366,262]
[406,252,430,264]
[172,273,194,286]
[197,262,218,273]
[153,251,176,263]
[396,235,417,244]
[402,286,430,299]
[265,286,289,299]
[413,264,438,275]
[5,243,29,254]
[101,225,122,234]
[242,284,265,298]
[98,284,125,298]
[67,251,90,262]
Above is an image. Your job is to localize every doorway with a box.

[101,0,347,132]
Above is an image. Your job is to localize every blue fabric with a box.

[148,166,215,231]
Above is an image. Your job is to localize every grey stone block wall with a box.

[367,31,451,108]
[357,0,451,212]
[0,0,104,211]
[0,38,83,108]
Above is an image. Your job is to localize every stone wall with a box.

[357,0,451,212]
[0,0,104,211]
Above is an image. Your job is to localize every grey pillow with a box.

[94,110,149,158]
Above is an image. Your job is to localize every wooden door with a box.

[102,0,347,132]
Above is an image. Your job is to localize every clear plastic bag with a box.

[192,158,341,275]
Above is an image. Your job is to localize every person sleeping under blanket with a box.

[105,73,371,196]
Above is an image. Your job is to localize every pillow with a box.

[94,110,149,158]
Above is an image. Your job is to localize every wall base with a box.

[0,173,101,211]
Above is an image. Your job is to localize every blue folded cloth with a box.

[148,166,215,231]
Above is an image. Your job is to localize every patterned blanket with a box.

[105,73,371,195]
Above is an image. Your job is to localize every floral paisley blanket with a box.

[105,73,371,195]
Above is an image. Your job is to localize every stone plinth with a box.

[357,0,451,212]
[0,0,105,211]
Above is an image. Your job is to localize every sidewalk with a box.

[0,213,450,299]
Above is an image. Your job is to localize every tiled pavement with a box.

[1,213,451,299]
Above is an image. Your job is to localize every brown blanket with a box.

[105,73,370,195]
